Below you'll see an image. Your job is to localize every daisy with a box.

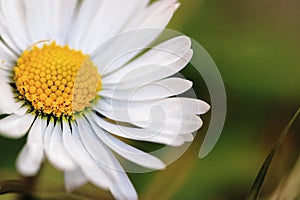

[0,0,210,199]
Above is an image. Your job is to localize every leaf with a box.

[246,107,300,200]
[269,156,300,199]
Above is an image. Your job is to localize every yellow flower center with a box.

[14,42,102,118]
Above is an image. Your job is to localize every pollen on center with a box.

[14,42,102,118]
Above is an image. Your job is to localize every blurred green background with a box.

[1,0,300,199]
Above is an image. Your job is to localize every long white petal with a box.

[86,114,165,170]
[77,119,119,173]
[46,0,78,45]
[181,133,194,142]
[77,118,137,200]
[89,112,184,146]
[92,97,209,144]
[94,98,149,123]
[174,98,211,115]
[92,1,178,75]
[0,70,26,115]
[142,98,211,116]
[136,115,203,135]
[128,98,209,130]
[16,117,46,176]
[0,42,17,70]
[16,145,42,176]
[100,78,193,101]
[43,120,54,153]
[93,97,209,126]
[0,113,34,138]
[24,0,50,42]
[46,123,76,171]
[62,121,110,189]
[0,0,31,52]
[124,0,178,31]
[24,0,77,45]
[102,49,193,90]
[68,0,149,53]
[64,167,88,192]
[105,1,179,73]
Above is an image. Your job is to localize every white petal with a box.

[129,98,209,130]
[146,98,211,116]
[94,98,150,123]
[68,0,149,53]
[124,0,178,30]
[77,118,137,200]
[92,29,163,75]
[43,123,58,167]
[43,120,54,152]
[102,49,193,90]
[0,42,17,70]
[16,144,42,176]
[128,98,209,134]
[77,119,119,172]
[0,0,31,52]
[62,121,110,189]
[45,123,76,171]
[0,25,20,54]
[16,117,46,176]
[100,78,193,101]
[175,2,181,10]
[24,0,50,42]
[94,97,209,126]
[137,115,203,135]
[89,112,184,146]
[181,133,194,142]
[65,167,88,192]
[109,171,138,200]
[71,120,138,199]
[0,70,25,115]
[0,113,34,138]
[92,97,210,145]
[50,0,78,44]
[86,114,165,170]
[130,35,192,66]
[92,1,178,75]
[24,0,77,45]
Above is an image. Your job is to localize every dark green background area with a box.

[1,0,299,199]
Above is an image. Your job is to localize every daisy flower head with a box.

[0,0,210,199]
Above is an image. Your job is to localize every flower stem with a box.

[17,176,39,200]
[0,180,29,194]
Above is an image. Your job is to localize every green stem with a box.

[0,180,31,194]
[17,176,39,200]
[0,164,41,199]
[246,107,300,200]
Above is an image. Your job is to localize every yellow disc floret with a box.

[14,42,102,118]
